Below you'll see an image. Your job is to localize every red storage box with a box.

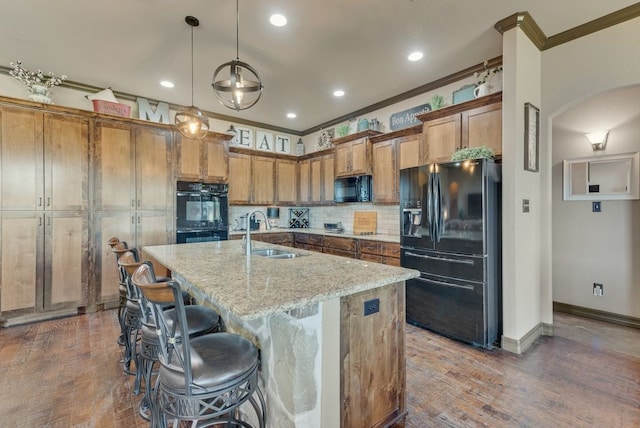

[92,100,131,117]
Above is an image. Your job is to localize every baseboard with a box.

[1,308,79,328]
[501,322,543,354]
[554,302,640,329]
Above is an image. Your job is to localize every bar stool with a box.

[132,265,266,428]
[122,260,222,421]
[107,237,134,347]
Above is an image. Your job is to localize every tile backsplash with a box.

[229,204,400,236]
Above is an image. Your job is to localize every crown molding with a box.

[494,12,546,50]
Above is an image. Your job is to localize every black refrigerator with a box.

[400,158,501,348]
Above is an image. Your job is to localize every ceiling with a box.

[0,1,636,133]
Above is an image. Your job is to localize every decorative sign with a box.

[275,135,291,154]
[234,126,254,149]
[389,103,431,131]
[136,97,170,124]
[256,131,274,152]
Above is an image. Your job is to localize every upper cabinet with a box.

[175,132,230,183]
[333,131,378,177]
[372,140,398,203]
[228,150,275,205]
[298,150,335,206]
[419,92,502,163]
[275,158,297,205]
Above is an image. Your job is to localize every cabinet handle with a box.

[47,216,51,226]
[39,216,42,227]
[137,215,141,224]
[46,197,51,207]
[132,216,135,224]
[131,199,135,208]
[137,200,141,208]
[38,197,42,207]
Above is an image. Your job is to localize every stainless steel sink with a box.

[251,248,307,259]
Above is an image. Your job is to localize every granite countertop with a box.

[229,228,400,243]
[143,240,418,321]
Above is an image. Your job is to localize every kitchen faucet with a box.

[244,210,270,255]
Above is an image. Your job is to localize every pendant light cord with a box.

[191,22,195,106]
[236,0,240,60]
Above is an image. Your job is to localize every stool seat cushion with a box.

[142,306,219,342]
[159,333,258,393]
[125,300,142,316]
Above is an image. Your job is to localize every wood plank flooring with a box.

[0,310,638,427]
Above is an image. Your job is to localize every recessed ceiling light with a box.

[408,51,423,62]
[270,14,287,27]
[287,112,297,119]
[333,90,345,97]
[160,80,175,88]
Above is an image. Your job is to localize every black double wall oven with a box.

[176,181,228,244]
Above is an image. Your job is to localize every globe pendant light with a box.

[212,0,263,111]
[175,16,209,139]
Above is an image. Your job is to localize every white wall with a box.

[501,29,543,344]
[541,17,640,322]
[552,104,640,318]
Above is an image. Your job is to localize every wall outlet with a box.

[364,298,380,316]
[593,283,604,296]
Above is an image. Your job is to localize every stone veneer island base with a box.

[142,240,419,428]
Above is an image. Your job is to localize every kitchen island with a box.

[142,240,419,428]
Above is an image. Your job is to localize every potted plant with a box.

[8,60,67,104]
[450,146,495,161]
[473,61,502,98]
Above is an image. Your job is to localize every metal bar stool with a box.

[132,264,266,428]
[122,260,222,421]
[107,238,135,347]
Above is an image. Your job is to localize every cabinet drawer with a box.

[359,239,381,255]
[360,252,382,263]
[381,243,400,258]
[382,256,401,267]
[295,233,323,246]
[323,247,356,258]
[259,232,294,246]
[324,236,357,252]
[296,243,322,253]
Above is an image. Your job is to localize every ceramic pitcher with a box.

[473,83,490,98]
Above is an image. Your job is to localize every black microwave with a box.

[334,175,373,203]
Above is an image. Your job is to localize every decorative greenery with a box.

[9,60,67,91]
[451,146,495,161]
[430,94,446,110]
[335,123,350,137]
[474,60,502,85]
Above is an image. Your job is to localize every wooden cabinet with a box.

[294,233,323,252]
[228,151,275,205]
[398,135,424,170]
[299,151,335,206]
[357,240,401,266]
[372,140,398,203]
[335,138,372,177]
[175,132,229,182]
[275,158,297,205]
[323,236,357,258]
[341,282,405,427]
[0,106,90,323]
[421,93,502,163]
[93,120,173,307]
[251,232,294,247]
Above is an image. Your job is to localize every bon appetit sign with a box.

[389,103,432,131]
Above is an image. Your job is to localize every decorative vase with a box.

[28,84,53,104]
[473,83,490,98]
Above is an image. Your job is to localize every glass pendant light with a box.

[175,16,209,139]
[212,0,263,111]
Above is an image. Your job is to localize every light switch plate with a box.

[593,201,601,212]
[522,199,530,213]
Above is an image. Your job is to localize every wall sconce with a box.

[586,131,609,151]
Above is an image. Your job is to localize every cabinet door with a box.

[94,122,134,211]
[335,144,351,177]
[94,211,134,303]
[135,127,172,211]
[135,210,173,277]
[44,211,88,310]
[252,156,275,205]
[204,136,229,182]
[44,114,89,211]
[310,157,322,204]
[398,137,423,170]
[463,102,502,155]
[322,154,335,204]
[0,106,43,211]
[350,139,371,175]
[175,133,202,180]
[424,114,461,163]
[228,152,251,204]
[372,140,398,203]
[275,159,297,205]
[298,159,311,204]
[0,212,42,315]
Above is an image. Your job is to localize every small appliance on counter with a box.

[267,207,280,229]
[324,222,344,234]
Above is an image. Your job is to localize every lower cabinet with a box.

[0,211,88,324]
[358,240,401,266]
[94,210,172,309]
[252,232,294,247]
[294,233,323,252]
[323,236,357,258]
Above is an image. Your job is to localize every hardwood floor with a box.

[0,310,638,427]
